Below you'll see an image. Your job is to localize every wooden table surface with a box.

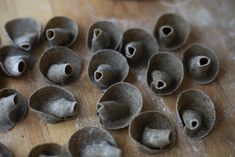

[0,0,235,156]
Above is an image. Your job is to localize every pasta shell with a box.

[68,127,121,157]
[0,143,13,157]
[87,21,122,52]
[29,86,78,123]
[28,143,71,157]
[120,28,158,66]
[97,82,142,130]
[147,52,184,95]
[42,16,78,47]
[0,46,35,77]
[182,43,219,84]
[5,17,41,51]
[88,49,129,91]
[176,89,216,139]
[0,88,27,132]
[39,46,81,85]
[153,13,190,50]
[129,111,176,153]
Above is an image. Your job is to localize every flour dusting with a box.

[194,9,214,27]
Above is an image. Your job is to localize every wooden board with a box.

[0,0,235,156]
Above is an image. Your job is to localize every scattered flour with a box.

[194,9,214,27]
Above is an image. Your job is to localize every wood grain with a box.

[0,0,235,156]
